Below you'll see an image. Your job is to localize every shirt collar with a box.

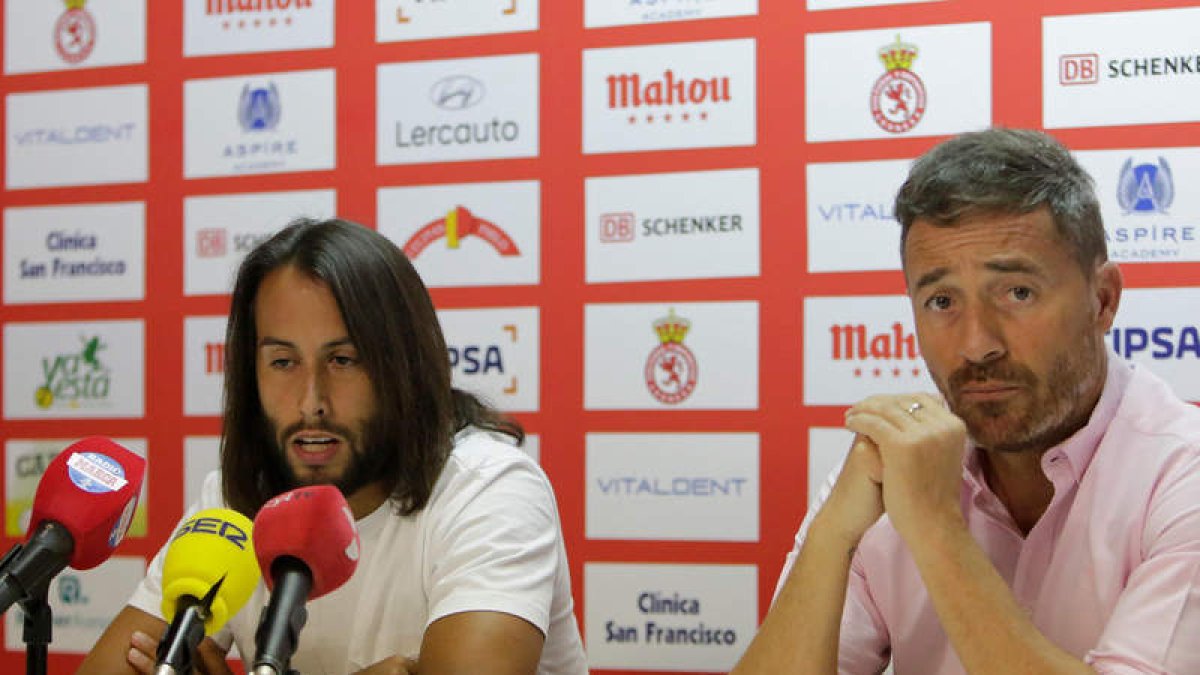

[963,348,1133,492]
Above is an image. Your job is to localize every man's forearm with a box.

[907,516,1094,675]
[731,517,858,675]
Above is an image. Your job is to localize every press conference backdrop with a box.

[2,1,1199,672]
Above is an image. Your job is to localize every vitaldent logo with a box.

[595,476,748,497]
[36,336,113,411]
[55,0,97,64]
[870,35,926,134]
[607,68,731,126]
[403,206,520,258]
[645,308,698,404]
[830,322,924,379]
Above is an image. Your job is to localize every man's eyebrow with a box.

[984,258,1044,276]
[912,258,1045,292]
[913,267,948,291]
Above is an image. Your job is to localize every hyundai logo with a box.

[430,75,486,111]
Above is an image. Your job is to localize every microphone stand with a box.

[20,579,51,675]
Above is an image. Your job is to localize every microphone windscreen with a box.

[161,508,261,634]
[253,485,359,600]
[28,436,146,570]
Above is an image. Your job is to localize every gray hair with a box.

[894,128,1107,271]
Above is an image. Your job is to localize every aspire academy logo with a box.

[402,206,520,258]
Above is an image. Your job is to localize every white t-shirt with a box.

[129,431,587,674]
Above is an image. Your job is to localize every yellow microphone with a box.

[155,508,261,674]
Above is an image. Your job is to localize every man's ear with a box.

[1092,261,1123,332]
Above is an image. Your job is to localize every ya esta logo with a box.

[645,308,698,404]
[430,76,486,111]
[607,69,731,125]
[1118,157,1174,215]
[238,83,282,132]
[870,35,926,134]
[36,335,112,410]
[402,206,520,258]
[55,0,97,64]
[831,322,924,379]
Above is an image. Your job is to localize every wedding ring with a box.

[906,401,923,416]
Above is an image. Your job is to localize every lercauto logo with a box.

[429,75,486,111]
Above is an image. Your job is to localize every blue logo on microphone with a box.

[66,451,127,494]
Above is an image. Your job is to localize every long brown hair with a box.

[220,217,522,517]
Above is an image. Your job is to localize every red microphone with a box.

[0,437,146,612]
[251,485,360,675]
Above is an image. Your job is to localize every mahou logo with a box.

[830,322,924,379]
[55,0,97,64]
[645,308,698,404]
[870,35,926,134]
[608,69,731,125]
[402,206,520,258]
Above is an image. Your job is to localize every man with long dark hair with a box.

[83,218,587,674]
[734,129,1200,673]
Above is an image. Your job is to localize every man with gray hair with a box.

[734,129,1200,673]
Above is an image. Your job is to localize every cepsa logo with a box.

[1108,325,1200,360]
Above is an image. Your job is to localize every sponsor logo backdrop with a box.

[1,2,1198,672]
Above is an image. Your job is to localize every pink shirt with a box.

[779,355,1200,673]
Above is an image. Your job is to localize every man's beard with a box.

[942,333,1105,454]
[271,417,384,499]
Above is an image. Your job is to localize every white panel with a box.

[585,168,759,283]
[585,302,759,410]
[806,23,991,142]
[378,181,540,287]
[587,433,759,541]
